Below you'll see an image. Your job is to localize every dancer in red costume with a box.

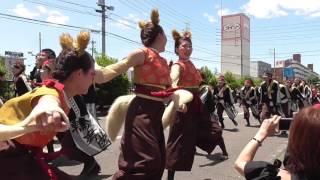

[0,31,95,180]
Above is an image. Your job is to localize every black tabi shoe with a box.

[221,152,229,160]
[232,119,238,126]
[80,158,101,176]
[220,122,225,129]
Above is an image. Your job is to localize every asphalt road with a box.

[54,105,288,180]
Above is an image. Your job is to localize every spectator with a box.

[82,85,97,118]
[40,60,54,81]
[0,71,5,107]
[12,62,31,96]
[234,106,320,180]
[30,48,56,86]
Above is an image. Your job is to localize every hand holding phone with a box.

[278,118,294,131]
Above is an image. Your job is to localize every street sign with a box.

[283,67,294,78]
[5,51,23,57]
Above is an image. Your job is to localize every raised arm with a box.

[0,95,69,141]
[234,115,281,176]
[170,64,181,88]
[94,49,145,84]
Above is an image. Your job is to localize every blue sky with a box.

[1,0,320,74]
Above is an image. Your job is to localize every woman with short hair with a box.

[12,62,31,96]
[235,106,320,180]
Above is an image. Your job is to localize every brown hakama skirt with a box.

[113,96,166,180]
[165,97,198,171]
[196,106,224,154]
[166,93,225,172]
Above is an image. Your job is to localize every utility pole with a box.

[273,48,276,75]
[185,22,190,32]
[91,40,96,56]
[39,32,42,52]
[96,0,114,55]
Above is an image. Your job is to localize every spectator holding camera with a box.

[235,106,320,180]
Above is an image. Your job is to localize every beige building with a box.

[250,61,272,78]
[221,13,250,76]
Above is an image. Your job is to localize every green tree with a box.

[96,54,118,66]
[95,54,130,106]
[200,66,217,87]
[307,74,320,85]
[238,75,252,86]
[0,57,14,101]
[224,71,240,89]
[253,78,263,87]
[238,75,262,87]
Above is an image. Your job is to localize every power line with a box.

[107,13,219,57]
[215,19,320,31]
[24,0,101,17]
[0,13,253,70]
[33,0,217,45]
[117,0,215,38]
[150,0,214,34]
[216,26,320,36]
[22,0,220,57]
[126,0,214,35]
[216,31,320,41]
[215,38,320,46]
[54,0,96,10]
[37,0,318,59]
[35,0,320,59]
[1,12,318,72]
[0,12,99,32]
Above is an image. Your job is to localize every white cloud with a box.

[242,0,320,19]
[11,3,39,18]
[127,13,140,22]
[46,11,69,24]
[217,8,232,17]
[242,0,287,19]
[37,6,47,14]
[278,0,320,16]
[111,13,141,30]
[311,11,320,17]
[115,19,131,30]
[142,12,148,17]
[203,12,217,23]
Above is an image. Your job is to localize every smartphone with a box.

[279,118,294,131]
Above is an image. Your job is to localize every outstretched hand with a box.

[256,115,281,140]
[23,95,70,133]
[35,110,69,133]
